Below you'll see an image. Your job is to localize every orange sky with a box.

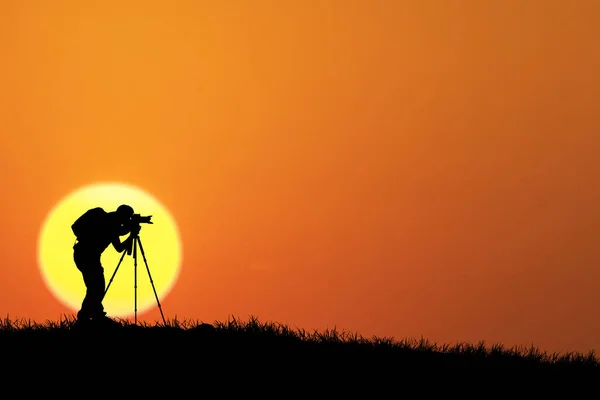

[1,0,599,355]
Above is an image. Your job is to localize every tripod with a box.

[104,232,166,325]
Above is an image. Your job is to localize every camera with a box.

[131,214,153,225]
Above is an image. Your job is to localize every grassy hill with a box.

[1,314,598,389]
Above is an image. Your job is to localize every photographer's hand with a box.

[131,224,141,236]
[125,236,134,255]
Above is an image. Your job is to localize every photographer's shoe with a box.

[74,317,92,327]
[92,315,122,327]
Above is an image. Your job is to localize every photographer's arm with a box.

[112,235,132,253]
[117,224,131,236]
[112,224,141,253]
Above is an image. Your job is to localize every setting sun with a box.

[37,182,182,318]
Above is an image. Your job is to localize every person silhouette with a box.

[71,204,140,326]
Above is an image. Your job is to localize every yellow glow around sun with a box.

[38,182,182,318]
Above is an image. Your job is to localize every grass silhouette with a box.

[2,314,598,376]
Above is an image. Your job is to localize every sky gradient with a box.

[1,0,599,355]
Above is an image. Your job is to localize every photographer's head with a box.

[116,204,134,224]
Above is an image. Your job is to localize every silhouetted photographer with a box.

[71,204,150,326]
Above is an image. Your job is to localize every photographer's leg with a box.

[74,248,106,320]
[74,250,92,321]
[85,266,106,319]
[78,267,104,318]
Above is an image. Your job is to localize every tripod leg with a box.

[133,236,138,325]
[136,237,167,326]
[105,247,128,296]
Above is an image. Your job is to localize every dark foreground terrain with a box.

[1,315,598,391]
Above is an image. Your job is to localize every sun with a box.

[37,181,183,318]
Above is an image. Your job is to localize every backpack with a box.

[72,207,107,241]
